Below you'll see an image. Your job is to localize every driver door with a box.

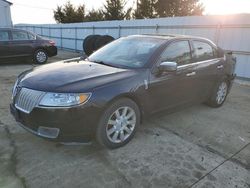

[148,40,198,113]
[0,30,11,59]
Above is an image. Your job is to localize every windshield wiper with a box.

[89,60,116,67]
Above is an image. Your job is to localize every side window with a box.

[28,33,36,40]
[12,31,29,40]
[193,41,214,61]
[160,41,191,65]
[0,31,10,41]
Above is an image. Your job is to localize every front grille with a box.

[15,88,45,113]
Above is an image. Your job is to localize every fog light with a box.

[38,126,59,139]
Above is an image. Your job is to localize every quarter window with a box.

[193,41,214,61]
[12,31,29,40]
[0,31,9,41]
[160,41,191,65]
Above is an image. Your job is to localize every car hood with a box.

[19,60,138,92]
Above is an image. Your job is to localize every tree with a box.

[133,0,157,19]
[155,0,204,17]
[85,9,104,22]
[102,0,132,20]
[54,6,65,23]
[53,1,86,23]
[53,0,204,24]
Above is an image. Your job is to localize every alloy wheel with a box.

[216,81,228,104]
[106,106,136,144]
[36,51,47,63]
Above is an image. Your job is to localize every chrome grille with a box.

[15,88,45,113]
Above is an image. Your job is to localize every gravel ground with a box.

[0,50,249,188]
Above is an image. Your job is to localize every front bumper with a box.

[10,103,102,142]
[46,46,57,57]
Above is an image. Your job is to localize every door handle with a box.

[217,65,224,69]
[186,72,196,77]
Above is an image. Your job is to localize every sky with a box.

[8,0,250,24]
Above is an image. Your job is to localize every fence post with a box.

[92,26,95,35]
[118,25,121,38]
[155,24,159,34]
[60,27,63,50]
[215,23,221,45]
[41,26,43,36]
[49,25,51,39]
[75,27,77,52]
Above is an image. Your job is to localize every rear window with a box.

[193,41,214,61]
[0,31,9,41]
[12,31,29,40]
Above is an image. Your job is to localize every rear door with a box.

[0,30,11,59]
[148,40,199,112]
[9,30,35,57]
[191,40,224,101]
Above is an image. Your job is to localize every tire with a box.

[206,79,229,108]
[33,49,48,64]
[94,35,115,50]
[96,98,140,149]
[83,35,101,56]
[82,35,93,55]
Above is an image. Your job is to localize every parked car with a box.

[10,35,236,149]
[0,28,57,64]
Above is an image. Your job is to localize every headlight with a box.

[12,78,19,100]
[39,93,91,107]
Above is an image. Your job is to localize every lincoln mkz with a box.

[10,35,236,148]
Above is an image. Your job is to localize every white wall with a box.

[15,14,250,79]
[0,0,12,27]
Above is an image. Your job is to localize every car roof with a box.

[0,28,30,32]
[141,33,207,40]
[129,34,216,46]
[0,28,37,36]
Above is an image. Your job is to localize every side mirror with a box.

[158,61,177,72]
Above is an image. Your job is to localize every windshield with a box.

[88,36,165,68]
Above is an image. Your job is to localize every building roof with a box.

[1,0,13,5]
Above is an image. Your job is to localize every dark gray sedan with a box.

[0,28,57,64]
[10,35,236,148]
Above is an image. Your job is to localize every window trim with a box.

[177,58,222,69]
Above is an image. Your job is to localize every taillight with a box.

[49,40,55,46]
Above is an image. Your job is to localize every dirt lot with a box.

[0,50,249,188]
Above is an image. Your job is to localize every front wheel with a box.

[96,98,140,149]
[33,49,48,64]
[206,80,229,108]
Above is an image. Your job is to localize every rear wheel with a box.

[206,80,229,108]
[33,49,48,64]
[96,98,140,149]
